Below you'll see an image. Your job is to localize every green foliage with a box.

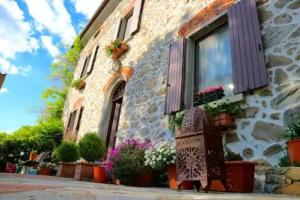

[279,155,291,167]
[112,145,146,185]
[169,111,186,133]
[104,39,123,57]
[56,141,79,162]
[204,101,244,117]
[78,133,105,162]
[282,114,300,140]
[225,149,243,161]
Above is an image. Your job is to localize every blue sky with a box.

[0,0,101,132]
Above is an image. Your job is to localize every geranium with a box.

[198,85,224,95]
[144,141,176,171]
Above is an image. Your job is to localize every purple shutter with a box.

[228,0,268,94]
[130,0,143,34]
[165,38,186,114]
[0,73,6,89]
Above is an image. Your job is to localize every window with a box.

[118,11,133,40]
[195,24,233,97]
[75,107,84,132]
[80,55,91,78]
[66,110,77,133]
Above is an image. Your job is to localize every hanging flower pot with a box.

[94,165,108,183]
[166,164,193,190]
[214,112,234,128]
[105,39,128,60]
[287,139,300,164]
[71,78,86,90]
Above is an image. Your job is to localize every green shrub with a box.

[283,114,300,140]
[78,133,105,162]
[225,149,243,161]
[56,141,79,162]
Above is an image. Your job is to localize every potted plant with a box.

[75,133,106,182]
[55,141,79,178]
[38,162,56,176]
[169,111,186,133]
[204,101,243,129]
[71,78,86,90]
[283,114,300,164]
[210,150,256,192]
[29,150,38,161]
[194,86,225,106]
[105,39,128,60]
[145,142,193,190]
[107,138,152,186]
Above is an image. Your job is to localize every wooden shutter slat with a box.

[165,38,185,114]
[130,0,143,35]
[87,45,98,74]
[228,0,268,94]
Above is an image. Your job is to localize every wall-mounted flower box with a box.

[71,78,86,90]
[194,86,224,106]
[105,39,128,60]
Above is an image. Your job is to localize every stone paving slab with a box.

[0,173,299,200]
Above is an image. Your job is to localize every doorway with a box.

[106,81,126,152]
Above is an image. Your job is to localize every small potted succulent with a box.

[75,133,106,182]
[107,138,152,186]
[145,141,193,190]
[204,101,243,129]
[282,114,300,164]
[105,39,128,60]
[71,78,86,90]
[225,150,256,193]
[194,85,225,106]
[38,162,56,176]
[29,150,38,161]
[55,141,79,178]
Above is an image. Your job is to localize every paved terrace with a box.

[0,173,299,200]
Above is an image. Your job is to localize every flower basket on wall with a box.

[194,86,224,106]
[105,39,128,60]
[71,78,86,90]
[213,112,234,128]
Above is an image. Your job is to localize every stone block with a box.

[286,168,300,181]
[276,182,300,195]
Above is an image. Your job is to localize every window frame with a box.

[117,9,134,41]
[80,54,91,78]
[184,14,229,109]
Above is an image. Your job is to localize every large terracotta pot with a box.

[112,43,128,60]
[287,139,300,164]
[166,164,193,190]
[132,170,153,187]
[226,161,256,193]
[39,167,51,176]
[56,162,76,178]
[94,166,108,183]
[120,67,134,81]
[29,151,38,161]
[74,162,95,181]
[214,112,234,128]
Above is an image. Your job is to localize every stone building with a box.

[63,0,300,190]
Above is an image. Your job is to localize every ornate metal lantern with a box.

[175,107,227,192]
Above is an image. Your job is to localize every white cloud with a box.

[71,0,103,19]
[41,36,61,57]
[23,0,76,45]
[0,87,8,94]
[0,0,39,59]
[0,57,31,76]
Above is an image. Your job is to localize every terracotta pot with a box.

[214,112,234,128]
[39,167,51,176]
[56,162,76,178]
[166,164,193,190]
[29,151,38,161]
[77,80,86,90]
[94,166,108,183]
[132,170,153,187]
[74,162,95,181]
[287,139,300,164]
[115,179,121,185]
[120,67,134,80]
[112,43,128,60]
[226,161,256,193]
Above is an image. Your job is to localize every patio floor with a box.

[0,173,299,200]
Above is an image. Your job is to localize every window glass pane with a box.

[196,25,233,96]
[124,13,133,39]
[81,55,91,78]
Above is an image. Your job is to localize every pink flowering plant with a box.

[104,138,152,185]
[144,141,176,171]
[194,85,225,105]
[198,85,224,96]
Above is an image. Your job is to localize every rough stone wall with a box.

[265,167,300,195]
[63,0,300,171]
